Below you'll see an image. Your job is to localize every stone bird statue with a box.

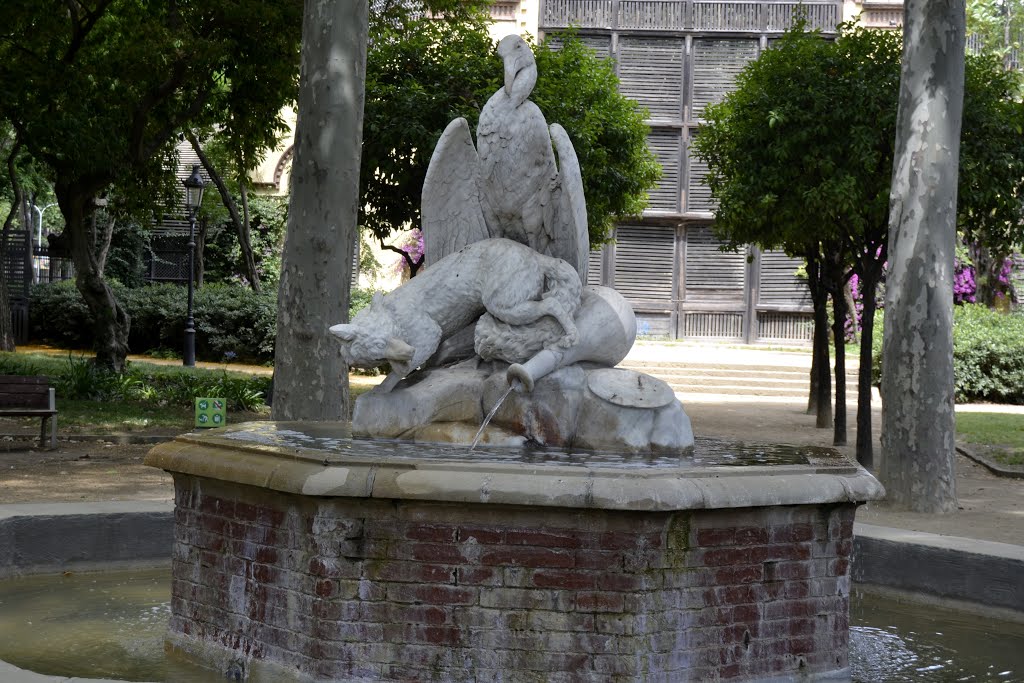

[421,34,589,281]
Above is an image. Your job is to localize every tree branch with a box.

[62,0,115,64]
[378,239,424,276]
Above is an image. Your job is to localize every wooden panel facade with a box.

[540,0,830,343]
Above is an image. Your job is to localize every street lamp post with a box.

[182,165,206,367]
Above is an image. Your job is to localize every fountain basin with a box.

[145,422,884,682]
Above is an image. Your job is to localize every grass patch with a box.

[956,412,1024,467]
[58,400,195,433]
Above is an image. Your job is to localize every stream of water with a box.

[0,570,1020,681]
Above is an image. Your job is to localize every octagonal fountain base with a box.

[145,422,883,682]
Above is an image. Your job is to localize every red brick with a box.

[480,547,574,568]
[455,566,498,586]
[458,526,504,544]
[771,523,813,543]
[596,572,644,592]
[506,528,582,548]
[703,546,769,566]
[696,527,736,547]
[389,583,478,606]
[573,549,621,570]
[715,565,763,585]
[368,561,455,584]
[404,524,457,543]
[409,543,465,564]
[734,527,769,545]
[530,569,597,590]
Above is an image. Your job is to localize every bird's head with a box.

[497,34,536,106]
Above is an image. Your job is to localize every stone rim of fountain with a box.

[145,421,884,511]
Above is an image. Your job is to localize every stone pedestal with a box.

[145,422,883,682]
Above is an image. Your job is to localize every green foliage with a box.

[361,16,658,248]
[202,193,289,288]
[873,305,1024,403]
[0,352,270,412]
[696,22,1024,261]
[694,24,902,254]
[31,281,374,363]
[362,9,500,243]
[967,0,1024,69]
[30,281,277,364]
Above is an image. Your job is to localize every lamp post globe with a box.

[182,165,206,367]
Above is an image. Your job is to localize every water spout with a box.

[470,383,517,451]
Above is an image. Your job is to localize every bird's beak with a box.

[504,53,527,95]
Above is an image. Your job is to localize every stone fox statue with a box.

[330,238,581,392]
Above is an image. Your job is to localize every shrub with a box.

[872,304,1024,403]
[31,282,278,364]
[0,352,271,412]
[31,281,375,364]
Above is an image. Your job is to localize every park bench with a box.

[0,376,57,449]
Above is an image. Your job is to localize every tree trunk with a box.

[56,184,130,372]
[855,265,881,470]
[237,177,260,292]
[0,145,22,352]
[806,252,831,427]
[881,0,964,513]
[272,0,368,421]
[829,266,848,447]
[187,132,261,292]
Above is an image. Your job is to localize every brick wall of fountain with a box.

[168,473,856,681]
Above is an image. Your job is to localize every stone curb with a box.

[956,445,1024,479]
[853,522,1024,617]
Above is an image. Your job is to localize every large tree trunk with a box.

[880,0,964,513]
[272,0,368,421]
[56,184,130,372]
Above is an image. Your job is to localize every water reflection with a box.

[850,587,1024,682]
[0,571,1020,682]
[215,421,835,469]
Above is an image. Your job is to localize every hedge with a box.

[872,304,1024,404]
[30,281,377,365]
[30,281,278,364]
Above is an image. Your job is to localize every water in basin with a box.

[0,570,1021,682]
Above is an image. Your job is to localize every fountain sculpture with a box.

[146,34,883,682]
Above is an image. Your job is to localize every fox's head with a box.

[328,293,416,370]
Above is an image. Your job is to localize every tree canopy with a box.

[693,22,1024,465]
[361,18,659,253]
[0,0,303,370]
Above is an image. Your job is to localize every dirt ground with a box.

[0,398,1020,547]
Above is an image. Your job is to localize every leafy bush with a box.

[32,281,374,364]
[872,304,1024,403]
[31,281,278,364]
[0,352,270,412]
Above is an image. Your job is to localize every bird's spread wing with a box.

[546,123,590,281]
[421,117,489,269]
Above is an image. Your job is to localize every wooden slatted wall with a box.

[617,37,685,122]
[690,39,758,119]
[684,225,745,292]
[686,132,713,213]
[757,250,810,307]
[613,224,676,301]
[586,247,605,286]
[647,129,683,212]
[546,34,613,58]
